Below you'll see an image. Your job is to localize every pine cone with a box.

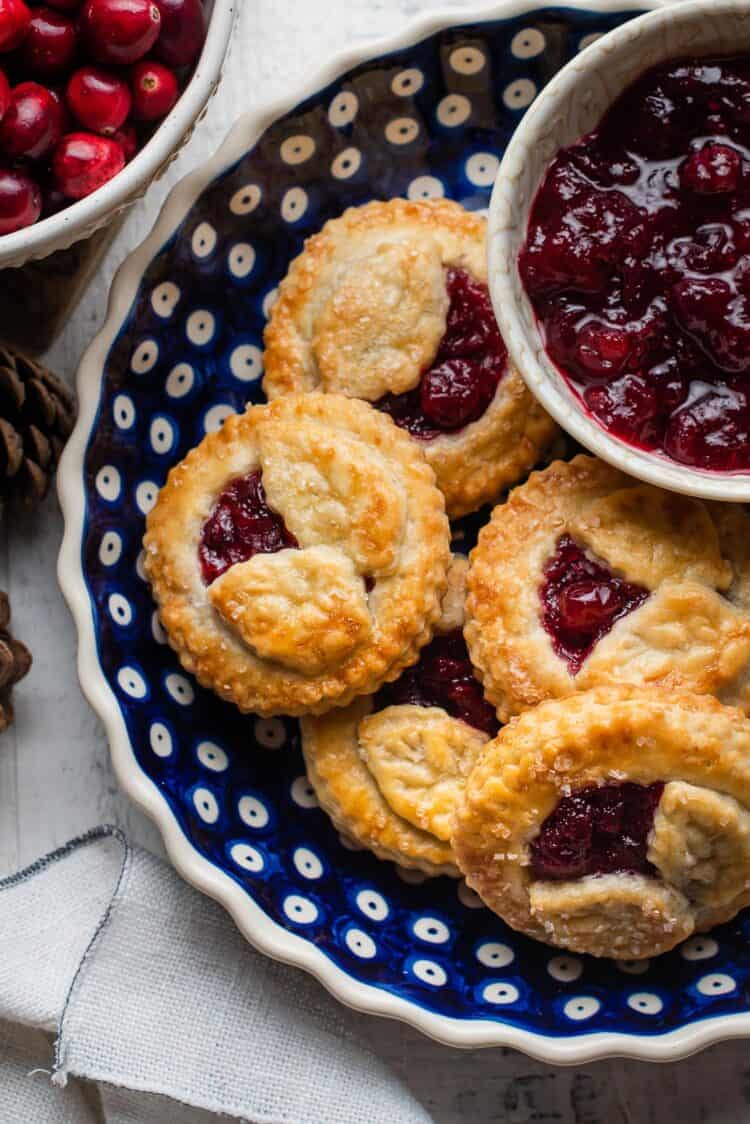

[0,346,76,509]
[0,591,31,731]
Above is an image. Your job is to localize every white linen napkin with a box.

[0,827,432,1123]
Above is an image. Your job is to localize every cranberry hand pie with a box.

[301,556,498,874]
[466,454,750,722]
[144,393,451,716]
[453,688,750,960]
[263,198,556,517]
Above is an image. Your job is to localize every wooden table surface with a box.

[1,1,747,1120]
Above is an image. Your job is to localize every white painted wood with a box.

[1,1,748,1118]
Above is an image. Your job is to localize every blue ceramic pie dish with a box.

[58,0,750,1062]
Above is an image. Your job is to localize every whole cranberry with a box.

[23,7,77,74]
[52,130,124,198]
[0,166,40,232]
[110,119,137,159]
[80,0,160,65]
[67,65,130,133]
[0,81,63,158]
[558,580,623,635]
[420,359,485,429]
[0,67,9,120]
[131,58,177,120]
[680,143,742,194]
[153,0,204,67]
[0,0,30,52]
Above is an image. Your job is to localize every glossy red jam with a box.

[376,268,507,438]
[199,470,298,584]
[520,54,750,470]
[373,629,499,736]
[530,782,664,881]
[541,535,649,674]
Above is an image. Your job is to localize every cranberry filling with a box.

[541,535,649,674]
[530,782,664,881]
[520,54,750,471]
[375,268,508,438]
[373,629,499,736]
[198,470,298,584]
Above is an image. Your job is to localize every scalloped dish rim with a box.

[56,0,750,1062]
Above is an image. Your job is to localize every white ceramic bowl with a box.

[488,0,750,501]
[0,0,236,270]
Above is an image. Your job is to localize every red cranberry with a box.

[584,374,662,448]
[110,118,136,159]
[373,630,499,736]
[0,0,30,52]
[199,470,299,585]
[23,7,77,74]
[574,321,631,379]
[131,58,178,120]
[80,0,160,65]
[558,580,624,634]
[530,782,664,881]
[680,142,742,194]
[540,534,649,673]
[420,359,486,429]
[671,276,750,373]
[153,0,205,67]
[521,187,641,296]
[52,130,125,198]
[0,80,63,158]
[664,387,750,471]
[67,66,131,134]
[0,165,40,232]
[0,67,9,120]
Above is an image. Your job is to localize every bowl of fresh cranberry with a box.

[488,0,750,500]
[0,0,234,268]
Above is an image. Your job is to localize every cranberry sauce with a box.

[519,55,750,470]
[373,629,499,736]
[541,535,649,674]
[530,782,664,881]
[375,268,508,438]
[198,470,298,584]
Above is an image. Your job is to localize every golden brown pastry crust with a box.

[144,393,451,716]
[452,687,750,959]
[302,699,460,876]
[263,198,557,517]
[301,554,489,874]
[465,455,750,721]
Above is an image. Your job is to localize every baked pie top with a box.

[301,556,497,874]
[452,687,750,959]
[263,198,556,517]
[466,454,750,722]
[144,393,451,716]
